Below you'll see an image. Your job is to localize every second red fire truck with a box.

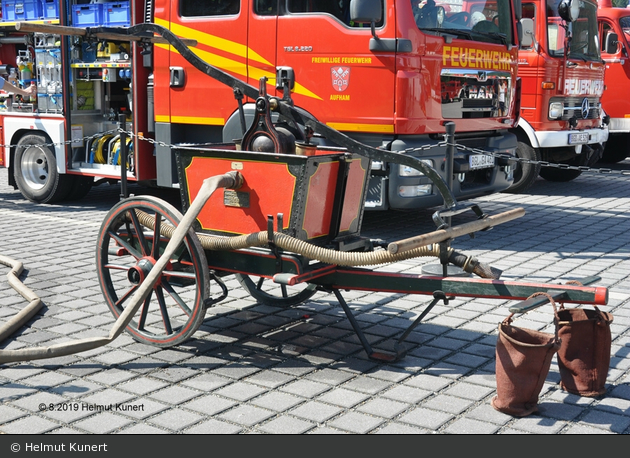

[507,0,609,193]
[597,0,630,164]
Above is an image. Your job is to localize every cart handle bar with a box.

[387,207,526,254]
[14,22,198,46]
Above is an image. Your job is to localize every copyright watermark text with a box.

[11,442,108,452]
[38,402,144,413]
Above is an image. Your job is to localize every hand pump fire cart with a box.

[0,23,609,364]
[91,24,608,362]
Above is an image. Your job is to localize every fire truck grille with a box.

[559,97,600,120]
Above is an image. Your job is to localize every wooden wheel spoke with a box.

[109,230,142,260]
[155,287,173,334]
[256,277,265,290]
[104,263,132,272]
[161,280,193,317]
[152,214,162,259]
[137,290,152,331]
[128,209,150,256]
[114,284,139,309]
[281,285,288,298]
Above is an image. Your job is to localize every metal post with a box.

[119,113,128,200]
[421,122,469,278]
[444,121,456,227]
[441,122,456,276]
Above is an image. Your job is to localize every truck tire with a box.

[65,176,94,202]
[504,142,541,194]
[538,167,581,182]
[14,133,73,204]
[599,135,629,163]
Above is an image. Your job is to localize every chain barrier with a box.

[4,127,628,177]
[370,139,630,177]
[0,129,121,151]
[452,142,630,177]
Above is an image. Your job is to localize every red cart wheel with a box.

[96,196,209,347]
[235,273,317,307]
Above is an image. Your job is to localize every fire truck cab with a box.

[597,0,630,163]
[507,0,609,193]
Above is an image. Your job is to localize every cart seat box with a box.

[175,145,370,246]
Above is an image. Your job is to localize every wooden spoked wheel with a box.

[96,196,209,347]
[235,273,317,307]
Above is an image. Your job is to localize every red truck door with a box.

[159,0,278,127]
[275,3,396,133]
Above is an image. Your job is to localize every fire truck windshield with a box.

[620,16,630,38]
[546,0,600,61]
[412,0,513,45]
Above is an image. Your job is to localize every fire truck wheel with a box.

[599,135,630,163]
[65,176,94,202]
[235,274,318,307]
[538,167,582,182]
[14,133,74,204]
[504,142,541,194]
[96,196,210,347]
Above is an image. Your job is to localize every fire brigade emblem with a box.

[331,67,350,92]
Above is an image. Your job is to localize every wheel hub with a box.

[128,258,156,285]
[21,146,49,190]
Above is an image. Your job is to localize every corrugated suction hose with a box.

[134,210,501,279]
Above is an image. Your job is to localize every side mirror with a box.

[350,0,382,24]
[513,0,522,21]
[605,32,619,54]
[520,18,534,48]
[558,0,580,23]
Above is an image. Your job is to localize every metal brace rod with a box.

[333,290,397,362]
[393,290,448,358]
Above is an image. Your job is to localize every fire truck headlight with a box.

[398,185,432,197]
[549,102,563,119]
[399,160,433,177]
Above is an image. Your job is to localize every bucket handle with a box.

[503,291,560,343]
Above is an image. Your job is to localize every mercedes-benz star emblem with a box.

[581,98,590,119]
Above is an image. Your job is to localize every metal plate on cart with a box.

[469,154,495,170]
[569,132,589,144]
[224,190,250,208]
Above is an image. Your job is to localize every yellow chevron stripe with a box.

[327,122,395,133]
[171,116,225,125]
[156,17,271,66]
[154,19,322,100]
[155,114,225,125]
[155,42,248,79]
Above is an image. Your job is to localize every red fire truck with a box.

[0,0,521,208]
[507,0,609,193]
[597,0,630,163]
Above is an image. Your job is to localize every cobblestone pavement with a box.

[0,162,629,435]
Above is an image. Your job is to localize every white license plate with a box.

[569,132,589,144]
[469,154,495,170]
